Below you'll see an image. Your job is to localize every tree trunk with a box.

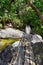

[26,0,43,23]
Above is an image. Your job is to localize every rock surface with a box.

[0,40,43,65]
[31,34,43,44]
[0,28,24,38]
[0,45,18,65]
[0,28,43,43]
[0,28,43,65]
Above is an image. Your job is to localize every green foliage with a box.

[0,0,43,37]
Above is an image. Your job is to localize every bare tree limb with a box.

[26,0,43,23]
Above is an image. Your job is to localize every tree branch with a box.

[26,0,43,23]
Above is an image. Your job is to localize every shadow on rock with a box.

[31,42,43,65]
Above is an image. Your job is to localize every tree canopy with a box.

[0,0,43,37]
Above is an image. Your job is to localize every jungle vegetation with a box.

[0,0,43,37]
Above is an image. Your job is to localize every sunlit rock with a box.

[31,34,43,43]
[12,41,20,47]
[0,28,24,38]
[25,25,31,34]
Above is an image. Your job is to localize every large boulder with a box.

[0,28,24,38]
[0,28,43,43]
